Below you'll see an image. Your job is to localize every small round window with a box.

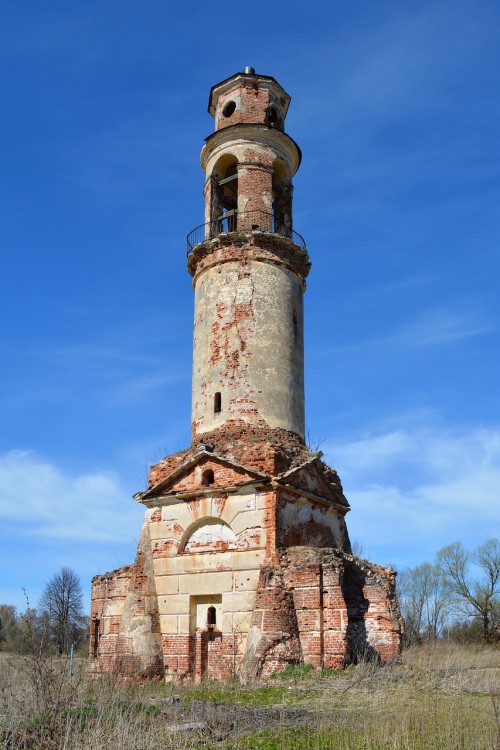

[222,100,236,117]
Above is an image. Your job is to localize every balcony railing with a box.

[186,210,306,255]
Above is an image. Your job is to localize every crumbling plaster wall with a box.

[89,520,163,680]
[147,486,271,680]
[90,494,401,681]
[90,487,270,681]
[191,258,305,438]
[90,442,400,682]
[277,492,344,549]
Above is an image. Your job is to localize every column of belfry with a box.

[89,68,402,682]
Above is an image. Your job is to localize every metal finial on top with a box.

[244,66,255,75]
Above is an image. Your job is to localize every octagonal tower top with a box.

[208,68,291,132]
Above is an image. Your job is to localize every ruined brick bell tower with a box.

[190,67,306,443]
[90,68,402,682]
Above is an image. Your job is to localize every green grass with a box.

[182,683,310,706]
[0,643,498,749]
[270,663,315,679]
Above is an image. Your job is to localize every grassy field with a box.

[0,642,498,749]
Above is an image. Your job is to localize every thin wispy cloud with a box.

[313,305,490,357]
[292,2,499,237]
[0,450,142,542]
[294,1,496,133]
[389,307,490,348]
[0,338,189,411]
[325,424,500,567]
[107,373,182,406]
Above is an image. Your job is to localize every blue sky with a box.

[1,0,499,612]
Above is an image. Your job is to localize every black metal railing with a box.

[186,210,306,255]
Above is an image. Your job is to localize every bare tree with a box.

[422,563,448,640]
[398,562,447,645]
[398,567,426,646]
[39,567,85,655]
[436,539,500,644]
[0,604,17,650]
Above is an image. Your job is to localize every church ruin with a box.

[89,68,402,682]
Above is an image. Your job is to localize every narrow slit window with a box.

[207,606,216,630]
[93,619,100,659]
[214,392,221,413]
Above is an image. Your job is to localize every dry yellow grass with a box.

[0,642,498,749]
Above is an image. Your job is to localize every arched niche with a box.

[180,517,237,554]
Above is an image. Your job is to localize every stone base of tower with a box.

[89,427,402,681]
[89,547,401,682]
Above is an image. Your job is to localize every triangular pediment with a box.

[277,456,349,509]
[137,449,269,500]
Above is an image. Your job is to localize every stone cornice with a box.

[273,480,350,514]
[201,124,301,175]
[134,478,269,506]
[187,233,311,285]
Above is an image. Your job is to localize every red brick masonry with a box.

[90,428,402,682]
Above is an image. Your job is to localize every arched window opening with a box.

[210,155,238,236]
[292,308,298,343]
[214,392,221,414]
[266,104,282,129]
[207,606,216,630]
[219,163,238,217]
[201,469,215,487]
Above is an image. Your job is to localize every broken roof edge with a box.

[135,449,270,501]
[276,451,323,480]
[273,480,350,513]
